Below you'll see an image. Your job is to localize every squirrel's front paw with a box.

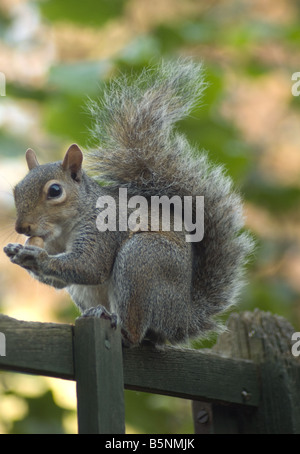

[3,243,23,258]
[3,243,47,271]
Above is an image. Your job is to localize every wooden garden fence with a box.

[0,309,299,434]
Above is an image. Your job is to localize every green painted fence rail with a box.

[0,310,299,434]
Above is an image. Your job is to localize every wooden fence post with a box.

[193,310,300,434]
[74,316,125,434]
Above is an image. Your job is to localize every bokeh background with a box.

[0,0,300,434]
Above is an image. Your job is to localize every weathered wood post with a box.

[193,310,300,434]
[74,317,125,434]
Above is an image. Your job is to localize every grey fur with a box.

[86,59,254,337]
[4,59,254,346]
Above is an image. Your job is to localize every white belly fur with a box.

[67,281,110,313]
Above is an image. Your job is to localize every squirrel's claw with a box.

[80,305,118,329]
[79,306,133,347]
[3,243,23,258]
[3,242,47,271]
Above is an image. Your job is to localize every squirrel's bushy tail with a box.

[86,58,207,187]
[87,59,254,337]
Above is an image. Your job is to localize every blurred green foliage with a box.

[0,0,300,435]
[39,0,127,27]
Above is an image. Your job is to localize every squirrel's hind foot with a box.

[79,305,134,347]
[80,305,118,329]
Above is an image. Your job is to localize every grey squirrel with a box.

[3,59,253,346]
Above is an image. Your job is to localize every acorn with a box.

[25,236,44,248]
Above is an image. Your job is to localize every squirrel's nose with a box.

[15,221,31,236]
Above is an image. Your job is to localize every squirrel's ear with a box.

[26,148,39,170]
[62,144,83,181]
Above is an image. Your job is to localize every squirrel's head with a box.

[14,144,84,241]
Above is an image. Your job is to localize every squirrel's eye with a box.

[47,183,62,199]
